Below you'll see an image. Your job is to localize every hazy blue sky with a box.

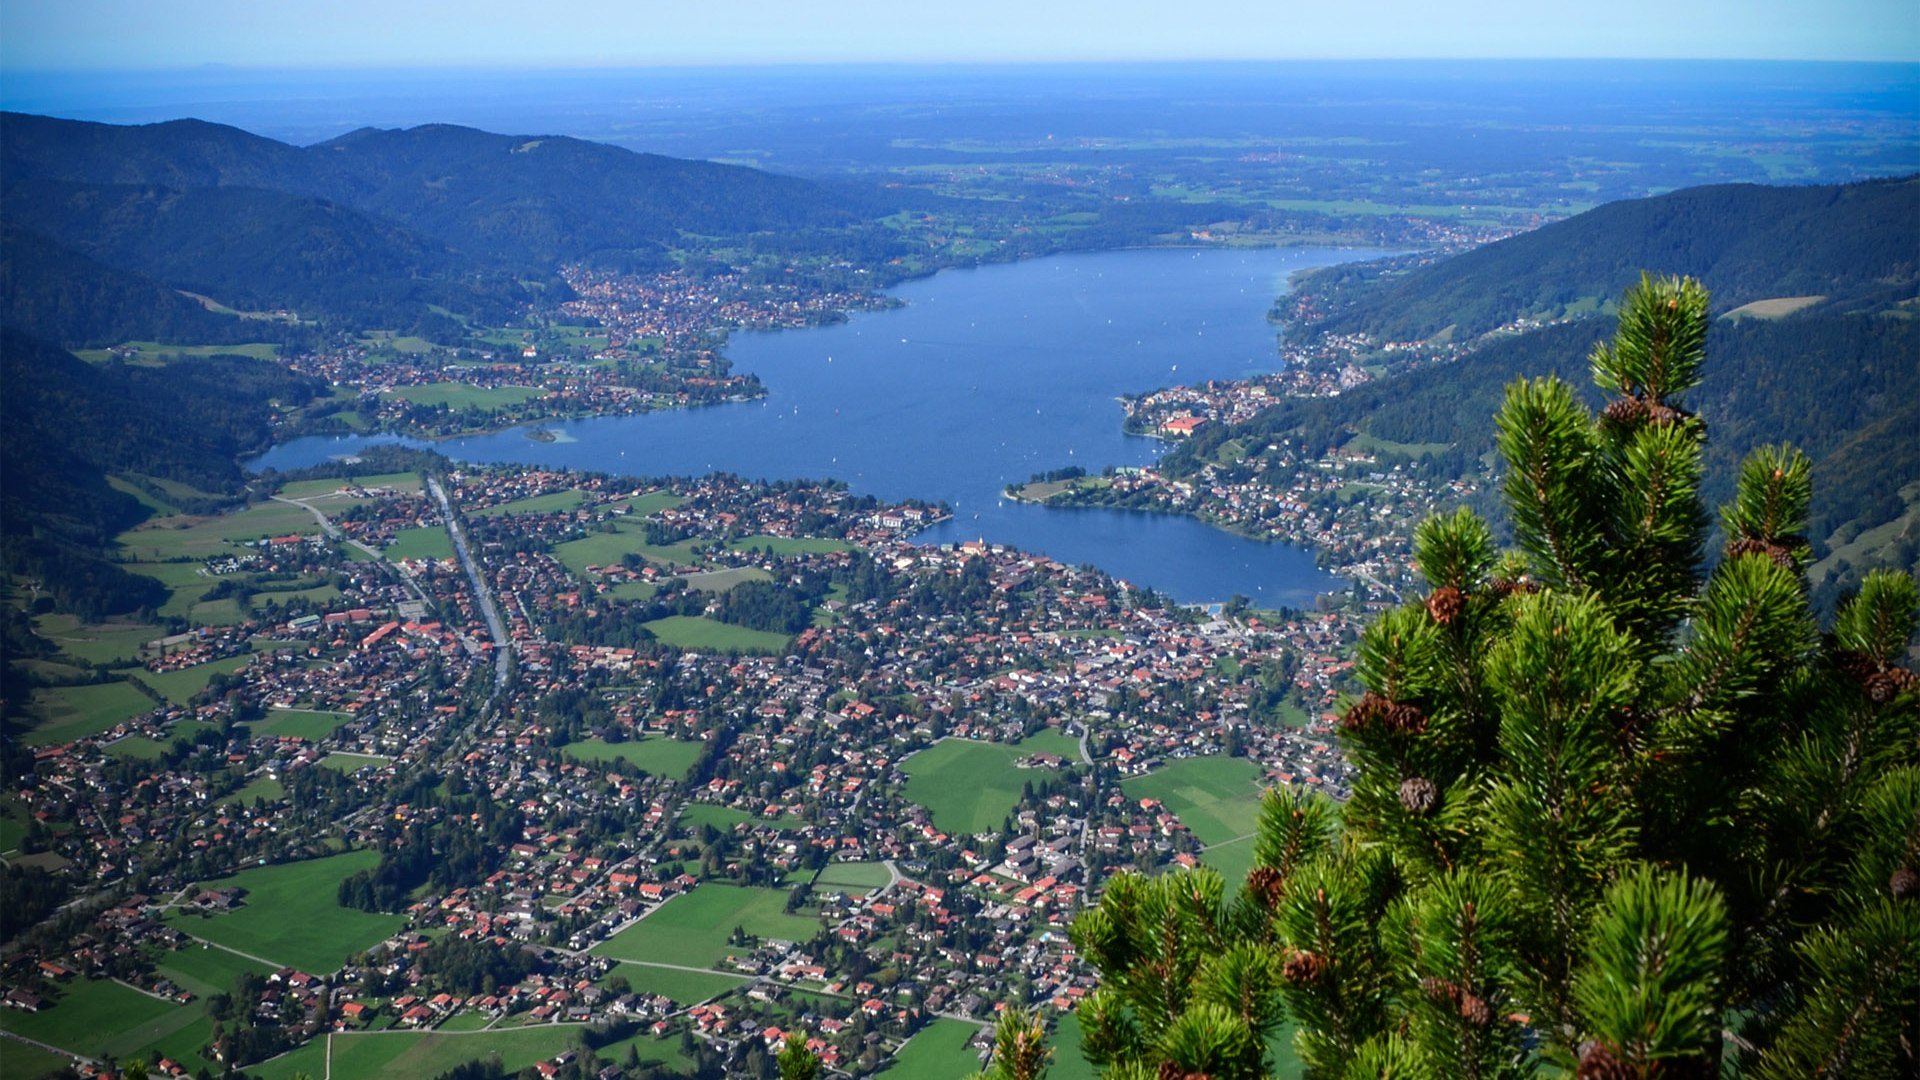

[4,0,1916,69]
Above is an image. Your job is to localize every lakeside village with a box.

[4,459,1367,1079]
[264,263,894,439]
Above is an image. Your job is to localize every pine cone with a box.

[1420,975,1459,1003]
[1425,585,1465,626]
[1384,701,1428,735]
[1575,1042,1633,1080]
[1864,670,1901,704]
[1892,867,1919,900]
[1458,993,1491,1028]
[1282,950,1325,985]
[1341,693,1388,733]
[1399,777,1439,816]
[1603,396,1650,427]
[1156,1063,1213,1080]
[1725,537,1797,571]
[1246,866,1287,909]
[1489,576,1540,599]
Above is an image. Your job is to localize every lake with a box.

[253,246,1375,605]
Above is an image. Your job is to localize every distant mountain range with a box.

[1166,175,1920,605]
[0,112,866,342]
[1301,175,1918,342]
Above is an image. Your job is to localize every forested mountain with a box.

[1303,176,1918,341]
[0,112,865,338]
[0,328,325,617]
[0,224,265,348]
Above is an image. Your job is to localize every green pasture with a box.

[591,884,820,969]
[20,680,155,745]
[31,614,161,665]
[643,616,790,655]
[900,731,1082,836]
[563,736,703,778]
[474,489,588,517]
[880,1018,985,1080]
[609,962,747,1006]
[727,536,854,556]
[163,850,405,973]
[134,654,252,706]
[383,383,542,410]
[384,525,454,562]
[1121,755,1266,846]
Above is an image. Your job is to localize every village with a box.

[2,458,1364,1080]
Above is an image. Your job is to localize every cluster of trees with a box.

[1062,277,1919,1079]
[338,797,520,913]
[414,934,544,997]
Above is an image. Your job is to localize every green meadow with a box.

[900,730,1083,835]
[162,850,406,973]
[591,884,820,969]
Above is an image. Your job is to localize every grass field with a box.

[562,736,704,778]
[73,341,282,363]
[21,680,155,745]
[610,962,748,1005]
[115,502,318,561]
[616,491,685,517]
[383,383,543,410]
[1121,755,1266,848]
[32,614,160,665]
[156,944,276,997]
[321,751,392,773]
[881,1018,985,1080]
[1723,295,1825,320]
[813,861,893,895]
[900,731,1083,835]
[252,708,352,741]
[473,490,587,517]
[384,525,454,562]
[106,720,217,760]
[230,775,287,806]
[249,1023,633,1080]
[553,523,703,577]
[0,1041,74,1078]
[277,472,421,500]
[591,884,821,969]
[643,615,791,655]
[133,654,252,706]
[163,850,405,973]
[0,977,182,1060]
[726,535,855,556]
[679,804,801,832]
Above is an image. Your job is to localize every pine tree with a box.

[1070,274,1920,1079]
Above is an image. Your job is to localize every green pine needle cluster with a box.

[1068,274,1920,1080]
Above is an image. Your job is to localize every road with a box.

[271,494,428,606]
[426,477,513,699]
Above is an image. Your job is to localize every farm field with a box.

[162,850,405,973]
[21,680,155,745]
[383,525,454,562]
[0,976,183,1060]
[252,708,352,741]
[552,523,703,577]
[900,730,1083,835]
[321,751,392,773]
[229,775,287,806]
[813,861,893,895]
[591,884,820,970]
[133,654,252,706]
[247,1023,667,1080]
[680,804,801,832]
[156,943,277,997]
[73,340,282,363]
[115,502,318,561]
[616,491,685,517]
[1121,754,1266,847]
[879,1018,984,1080]
[32,614,160,665]
[277,472,421,500]
[609,962,748,1005]
[562,736,703,778]
[382,382,543,410]
[473,489,587,516]
[643,615,791,655]
[680,567,773,593]
[0,1041,73,1079]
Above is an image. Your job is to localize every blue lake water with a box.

[253,247,1375,605]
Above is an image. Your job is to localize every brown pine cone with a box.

[1603,396,1650,426]
[1341,692,1388,733]
[1246,866,1287,909]
[1399,777,1439,816]
[1384,701,1428,735]
[1426,585,1466,626]
[1575,1042,1633,1080]
[1892,867,1919,900]
[1725,537,1797,571]
[1458,993,1491,1028]
[1282,950,1325,985]
[1420,975,1458,1003]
